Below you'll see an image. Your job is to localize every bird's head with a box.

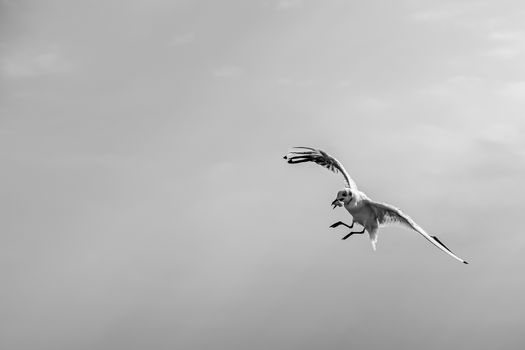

[331,188,353,209]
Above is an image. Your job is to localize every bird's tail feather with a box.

[369,230,378,251]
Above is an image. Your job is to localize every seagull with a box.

[284,147,468,264]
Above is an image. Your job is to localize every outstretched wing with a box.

[365,200,468,264]
[283,147,358,191]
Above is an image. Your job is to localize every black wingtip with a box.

[293,146,316,151]
[431,235,454,254]
[283,155,287,159]
[463,261,469,265]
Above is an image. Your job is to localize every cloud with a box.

[408,3,477,24]
[497,81,525,100]
[485,47,522,59]
[168,32,195,47]
[476,123,521,146]
[212,65,243,78]
[1,49,73,78]
[409,9,460,22]
[275,0,304,11]
[353,96,388,114]
[336,80,351,88]
[274,77,314,87]
[418,75,484,98]
[488,30,524,41]
[486,30,525,59]
[275,77,293,85]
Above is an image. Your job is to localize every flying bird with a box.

[284,147,468,264]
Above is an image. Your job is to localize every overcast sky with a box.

[2,1,525,349]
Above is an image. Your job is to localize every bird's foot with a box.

[329,221,354,229]
[330,221,343,228]
[342,227,365,240]
[342,232,354,240]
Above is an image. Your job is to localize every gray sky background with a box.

[2,1,525,349]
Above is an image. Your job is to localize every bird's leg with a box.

[341,226,366,240]
[329,220,364,240]
[329,220,354,229]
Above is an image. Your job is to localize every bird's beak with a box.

[331,199,343,209]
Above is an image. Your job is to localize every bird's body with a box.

[284,146,468,264]
[339,190,371,227]
[344,195,378,238]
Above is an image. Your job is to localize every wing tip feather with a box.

[283,146,357,190]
